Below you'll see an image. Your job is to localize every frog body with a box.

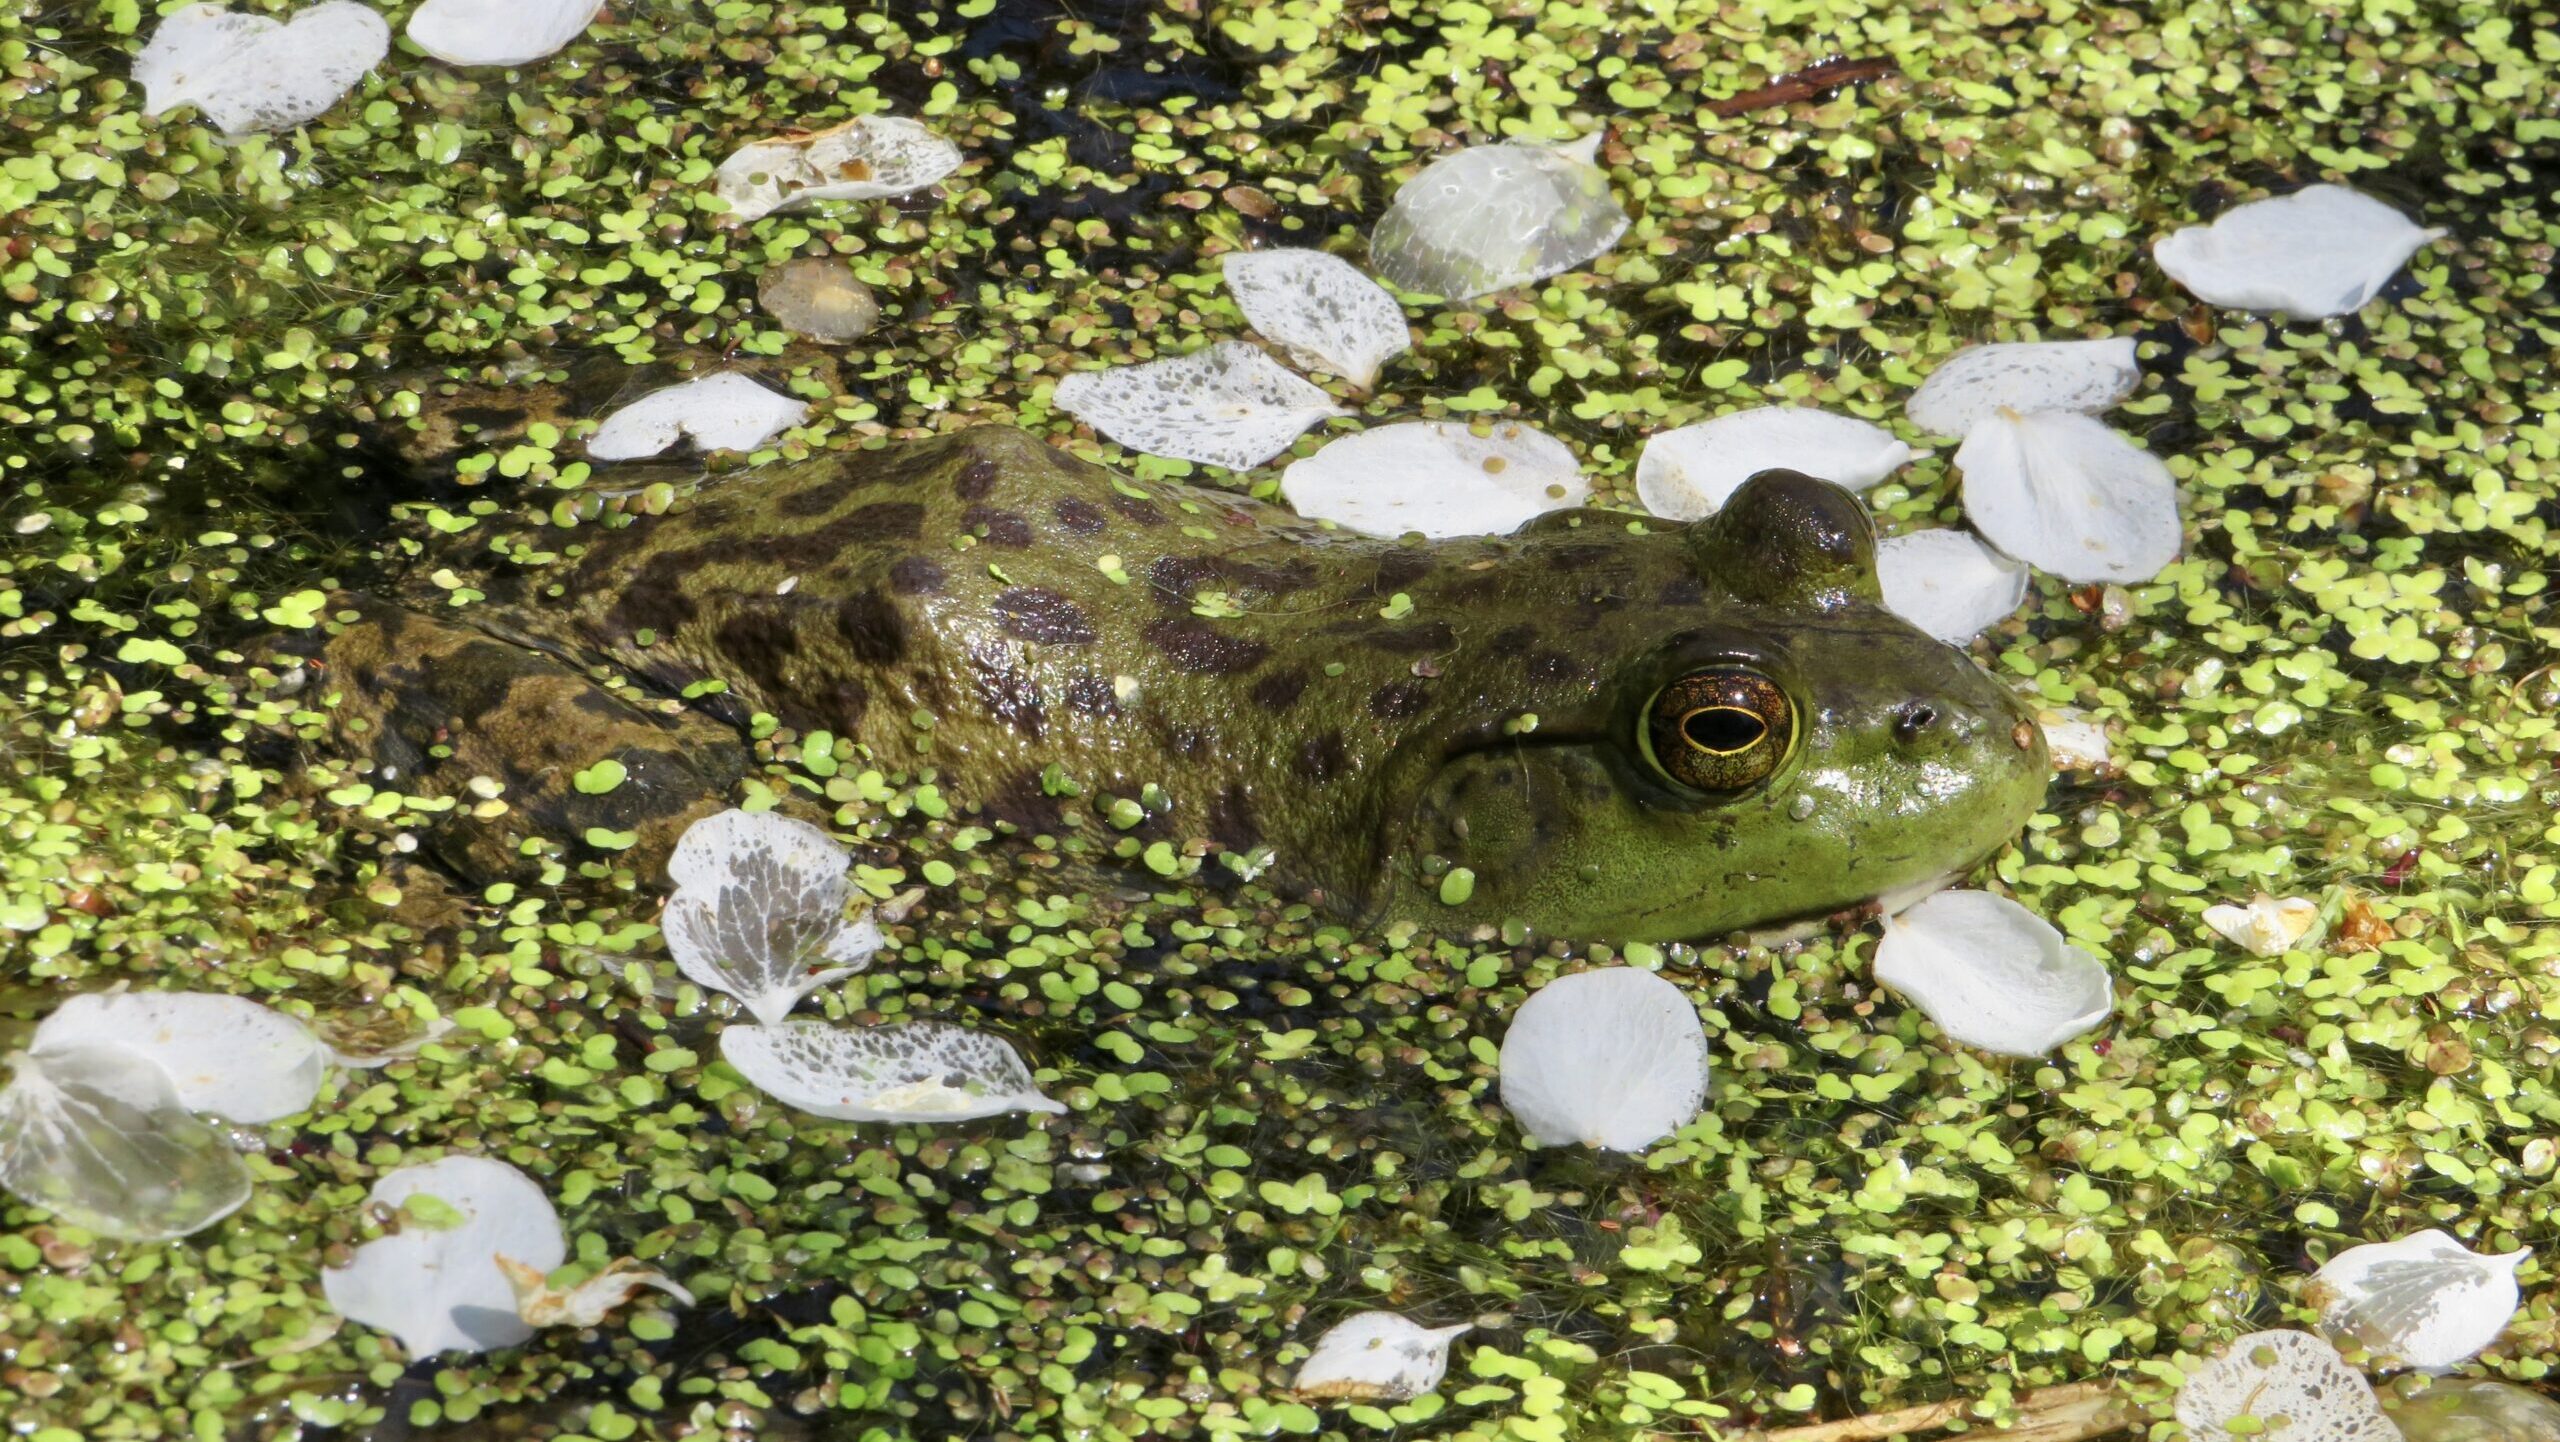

[308,426,2046,941]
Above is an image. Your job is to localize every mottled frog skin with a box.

[310,426,2047,942]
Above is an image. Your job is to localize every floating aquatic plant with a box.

[1498,967,1710,1152]
[720,1020,1065,1123]
[1293,1312,1473,1403]
[133,1,388,135]
[1874,891,2113,1057]
[1221,249,1409,391]
[1281,419,1587,537]
[0,1043,254,1242]
[322,1156,568,1358]
[585,373,809,462]
[1876,528,2031,644]
[2308,1230,2529,1373]
[663,809,881,1028]
[498,1256,694,1330]
[757,257,881,343]
[1635,406,1918,521]
[1053,341,1348,470]
[2175,1330,2402,1442]
[2387,1380,2560,1442]
[403,0,601,67]
[1369,134,1630,300]
[2202,894,2322,957]
[33,991,324,1124]
[2155,184,2446,317]
[711,116,962,222]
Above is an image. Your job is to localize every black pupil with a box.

[1681,707,1766,754]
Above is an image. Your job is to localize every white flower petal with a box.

[2156,185,2445,318]
[2037,706,2114,775]
[1053,341,1348,470]
[404,0,600,67]
[134,2,389,136]
[1281,419,1587,538]
[1222,249,1410,390]
[1875,891,2113,1057]
[499,1255,694,1329]
[0,1043,254,1242]
[711,116,962,223]
[1636,407,1919,521]
[322,1156,567,1358]
[2201,895,2322,957]
[1906,337,2142,439]
[1956,410,2181,584]
[663,809,878,1027]
[1294,1312,1472,1403]
[586,373,807,462]
[1369,138,1630,300]
[720,1020,1065,1123]
[2311,1230,2529,1372]
[2175,1330,2400,1442]
[1498,967,1711,1152]
[1876,529,2030,643]
[33,992,325,1124]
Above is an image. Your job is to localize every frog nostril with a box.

[1893,703,1938,744]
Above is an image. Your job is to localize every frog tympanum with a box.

[300,426,2046,941]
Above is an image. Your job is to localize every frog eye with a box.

[1643,668,1795,793]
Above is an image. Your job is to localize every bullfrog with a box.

[297,423,2047,942]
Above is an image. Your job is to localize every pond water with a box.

[1,1,2556,1440]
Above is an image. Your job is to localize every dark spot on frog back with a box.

[1358,619,1456,654]
[1250,667,1307,712]
[888,556,945,595]
[605,553,703,639]
[714,607,799,697]
[963,504,1033,548]
[1369,679,1432,719]
[992,587,1097,646]
[1052,497,1108,536]
[835,590,908,665]
[1371,551,1435,591]
[956,458,999,499]
[965,643,1045,738]
[1143,617,1269,675]
[1063,674,1120,716]
[1207,783,1261,853]
[1298,730,1347,782]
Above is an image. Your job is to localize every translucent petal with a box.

[720,1020,1065,1123]
[2156,185,2445,318]
[1281,420,1587,538]
[2037,706,2114,775]
[757,258,880,343]
[586,373,808,462]
[0,1044,254,1242]
[134,2,389,136]
[1369,139,1630,300]
[1875,891,2113,1057]
[2201,895,2322,957]
[2175,1330,2401,1442]
[34,992,325,1124]
[1222,249,1409,391]
[1955,411,2181,584]
[1905,337,2142,439]
[1876,529,2030,643]
[1636,407,1919,521]
[1498,967,1710,1152]
[2311,1230,2529,1372]
[404,0,601,67]
[1294,1313,1472,1403]
[322,1156,567,1358]
[498,1255,694,1329]
[662,809,879,1028]
[2387,1379,2560,1442]
[1054,341,1347,470]
[711,116,962,223]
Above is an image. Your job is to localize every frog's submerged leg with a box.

[309,598,750,884]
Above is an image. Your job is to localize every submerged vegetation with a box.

[2,0,2558,1439]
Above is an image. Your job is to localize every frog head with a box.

[1398,470,2049,942]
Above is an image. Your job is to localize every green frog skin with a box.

[304,426,2048,942]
